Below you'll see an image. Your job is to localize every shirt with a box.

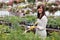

[36,15,48,30]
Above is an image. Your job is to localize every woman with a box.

[35,4,48,40]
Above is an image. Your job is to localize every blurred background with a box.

[0,0,60,17]
[0,0,60,40]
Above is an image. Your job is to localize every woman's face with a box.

[38,6,43,14]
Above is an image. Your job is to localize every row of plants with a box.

[0,15,60,29]
[0,16,60,40]
[0,21,60,40]
[47,16,60,29]
[0,1,60,11]
[10,5,60,16]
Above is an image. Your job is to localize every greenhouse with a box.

[0,0,60,40]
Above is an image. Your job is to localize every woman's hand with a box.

[36,27,40,30]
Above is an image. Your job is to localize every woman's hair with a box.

[37,4,45,19]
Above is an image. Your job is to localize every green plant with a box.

[48,16,60,28]
[0,15,60,40]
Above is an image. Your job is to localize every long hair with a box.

[37,4,45,19]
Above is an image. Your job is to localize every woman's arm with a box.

[34,21,38,26]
